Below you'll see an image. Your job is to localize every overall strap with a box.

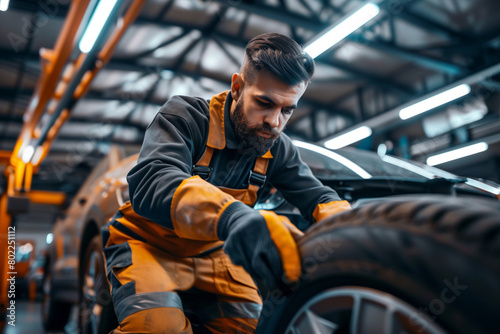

[248,151,272,188]
[191,146,214,180]
[191,91,273,205]
[191,91,228,179]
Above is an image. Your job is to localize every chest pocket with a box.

[191,146,271,206]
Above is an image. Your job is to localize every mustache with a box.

[251,124,280,137]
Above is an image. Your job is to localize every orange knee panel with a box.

[111,307,192,334]
[204,317,259,334]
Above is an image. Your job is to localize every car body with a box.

[42,142,500,332]
[42,146,137,330]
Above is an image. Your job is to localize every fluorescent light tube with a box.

[426,142,488,166]
[304,3,380,58]
[0,0,9,11]
[79,0,118,53]
[293,140,372,179]
[46,233,54,245]
[399,84,471,120]
[324,126,373,149]
[21,145,35,163]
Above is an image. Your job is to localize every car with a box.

[42,146,135,332]
[257,141,500,334]
[42,142,500,334]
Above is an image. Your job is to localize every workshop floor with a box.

[4,299,77,334]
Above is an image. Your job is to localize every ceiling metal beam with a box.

[209,0,468,76]
[348,35,466,75]
[103,58,355,118]
[0,24,415,99]
[8,0,70,16]
[1,132,143,146]
[4,0,481,79]
[0,113,148,132]
[0,87,34,98]
[211,0,325,32]
[133,10,419,93]
[322,57,415,96]
[32,0,127,148]
[0,11,39,142]
[396,11,462,39]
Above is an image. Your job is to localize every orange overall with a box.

[103,92,272,334]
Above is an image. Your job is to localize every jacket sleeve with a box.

[126,96,236,240]
[269,135,351,223]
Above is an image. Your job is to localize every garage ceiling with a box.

[1,0,500,202]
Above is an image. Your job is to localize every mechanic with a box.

[102,32,351,334]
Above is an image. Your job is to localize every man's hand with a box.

[217,202,303,290]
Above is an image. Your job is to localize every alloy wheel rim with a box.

[284,286,447,334]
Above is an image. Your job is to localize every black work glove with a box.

[217,201,303,290]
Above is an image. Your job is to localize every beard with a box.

[231,95,280,156]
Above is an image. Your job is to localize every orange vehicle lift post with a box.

[0,0,146,329]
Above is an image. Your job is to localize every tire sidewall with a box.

[257,196,500,334]
[42,266,72,330]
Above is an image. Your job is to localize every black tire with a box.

[41,264,72,331]
[79,235,118,334]
[256,195,500,334]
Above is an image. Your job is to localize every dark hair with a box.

[243,33,315,86]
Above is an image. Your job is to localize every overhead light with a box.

[422,97,487,138]
[465,178,500,196]
[79,0,118,53]
[21,145,35,163]
[304,3,380,58]
[46,233,54,245]
[426,142,488,166]
[0,0,10,11]
[292,140,372,179]
[399,84,471,120]
[324,126,373,149]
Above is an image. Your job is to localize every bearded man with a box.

[102,32,351,334]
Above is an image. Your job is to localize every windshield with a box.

[295,143,430,181]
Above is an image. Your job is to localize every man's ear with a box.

[231,73,242,101]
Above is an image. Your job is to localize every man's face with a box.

[230,71,307,156]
